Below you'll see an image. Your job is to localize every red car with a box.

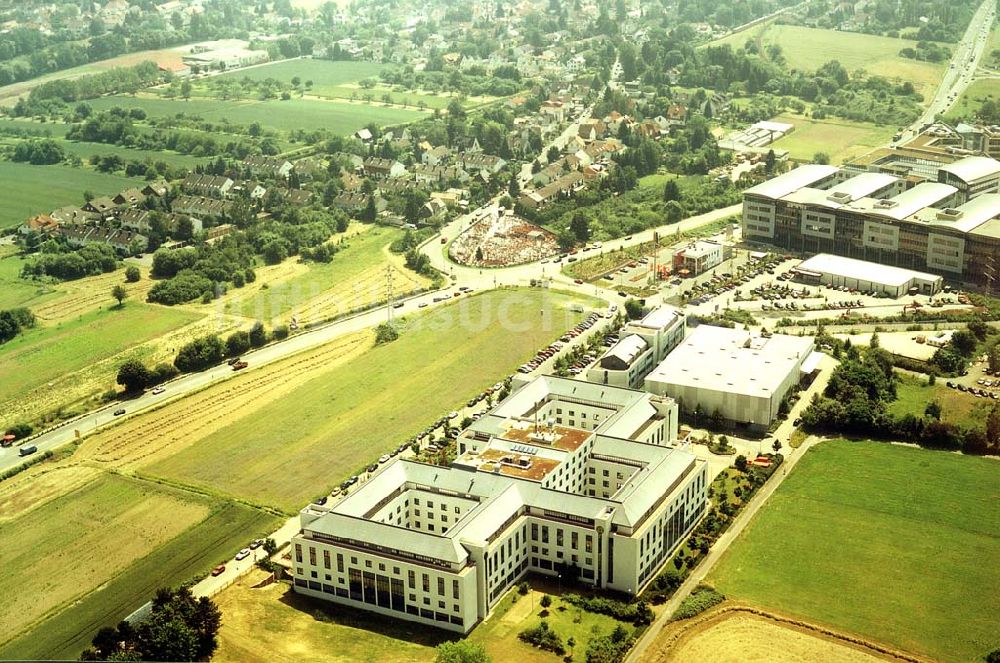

[574,279,583,284]
[211,565,226,577]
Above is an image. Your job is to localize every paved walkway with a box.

[626,355,837,662]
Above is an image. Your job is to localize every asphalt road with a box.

[896,0,995,144]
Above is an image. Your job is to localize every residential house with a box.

[413,164,469,185]
[50,206,96,225]
[142,179,169,198]
[455,153,507,174]
[84,196,118,216]
[518,171,585,210]
[421,145,452,167]
[242,155,293,179]
[420,198,448,219]
[540,100,566,123]
[333,192,386,214]
[171,195,232,218]
[363,157,407,180]
[112,188,146,207]
[182,174,234,198]
[19,214,59,236]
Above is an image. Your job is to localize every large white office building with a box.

[644,326,820,428]
[587,305,687,389]
[291,376,706,633]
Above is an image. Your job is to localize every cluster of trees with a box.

[116,359,179,394]
[148,239,256,305]
[801,337,1000,455]
[930,327,981,374]
[79,587,221,661]
[0,308,36,344]
[173,322,276,372]
[561,594,653,626]
[21,241,119,281]
[831,0,981,42]
[11,138,65,164]
[585,624,636,663]
[518,620,566,655]
[899,41,951,63]
[245,208,349,265]
[65,107,271,161]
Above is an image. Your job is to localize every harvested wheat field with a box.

[650,607,927,663]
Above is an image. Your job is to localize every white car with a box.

[448,411,458,419]
[151,386,165,395]
[235,548,252,561]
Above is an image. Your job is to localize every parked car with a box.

[211,565,226,577]
[113,408,126,416]
[367,463,379,473]
[151,386,165,395]
[379,454,390,463]
[235,548,252,561]
[249,539,263,550]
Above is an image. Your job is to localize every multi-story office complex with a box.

[742,157,1000,289]
[290,376,706,633]
[587,305,687,389]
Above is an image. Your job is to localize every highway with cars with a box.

[897,0,996,144]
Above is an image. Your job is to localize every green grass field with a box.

[711,25,944,98]
[212,59,386,88]
[0,161,141,230]
[0,117,70,136]
[148,289,597,511]
[0,251,58,311]
[216,575,621,663]
[88,94,424,134]
[200,59,461,109]
[947,78,1000,121]
[58,138,208,167]
[887,374,995,429]
[0,303,200,410]
[769,112,896,163]
[0,475,278,660]
[710,440,1000,662]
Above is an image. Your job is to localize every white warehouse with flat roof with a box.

[644,326,819,428]
[793,253,942,296]
[290,376,704,633]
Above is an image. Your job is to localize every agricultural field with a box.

[146,289,596,512]
[887,374,994,429]
[711,25,944,98]
[215,571,621,663]
[0,249,57,311]
[219,226,429,324]
[710,440,1000,663]
[0,117,70,136]
[649,609,894,663]
[769,113,896,163]
[0,472,278,661]
[0,161,141,230]
[0,302,201,430]
[87,94,424,134]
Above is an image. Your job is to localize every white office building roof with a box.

[682,240,722,259]
[910,193,1000,233]
[796,253,941,288]
[827,172,899,200]
[632,304,684,331]
[646,326,814,399]
[939,156,1000,183]
[851,182,958,220]
[602,334,648,367]
[743,164,839,200]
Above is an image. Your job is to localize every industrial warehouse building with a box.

[644,326,820,428]
[587,305,687,389]
[290,376,706,633]
[793,254,943,297]
[742,156,1000,289]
